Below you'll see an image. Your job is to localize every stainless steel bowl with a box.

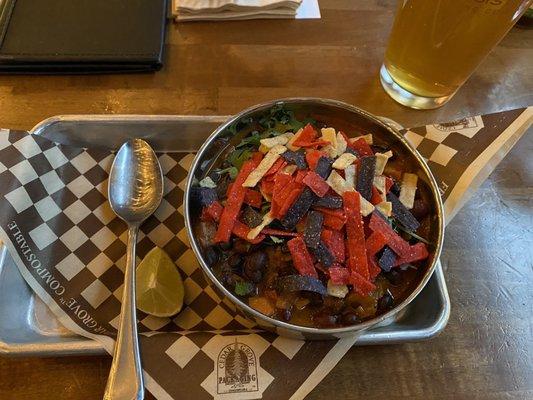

[184,98,445,340]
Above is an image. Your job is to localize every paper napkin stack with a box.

[172,0,319,21]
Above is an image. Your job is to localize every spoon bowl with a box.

[109,138,163,225]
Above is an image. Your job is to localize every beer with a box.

[381,0,532,108]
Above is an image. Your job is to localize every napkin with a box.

[172,0,321,21]
[0,107,530,399]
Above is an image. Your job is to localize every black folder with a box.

[0,0,167,73]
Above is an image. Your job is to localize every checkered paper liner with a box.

[0,107,530,399]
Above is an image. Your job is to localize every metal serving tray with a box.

[0,115,450,356]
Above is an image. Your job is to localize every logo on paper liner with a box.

[217,339,258,394]
[433,117,479,132]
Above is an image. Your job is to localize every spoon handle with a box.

[104,226,144,400]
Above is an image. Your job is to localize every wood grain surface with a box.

[1,1,532,399]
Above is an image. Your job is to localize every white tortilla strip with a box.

[399,172,418,209]
[344,164,356,189]
[247,213,274,240]
[336,132,347,155]
[327,280,349,299]
[350,134,373,145]
[373,175,386,195]
[286,128,303,151]
[374,151,393,176]
[321,127,338,153]
[360,195,375,217]
[260,133,293,149]
[332,153,357,169]
[323,144,338,158]
[242,145,287,188]
[259,185,272,202]
[282,164,298,175]
[376,201,392,217]
[326,170,352,196]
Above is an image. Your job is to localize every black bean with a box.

[215,175,231,199]
[243,252,267,283]
[232,239,250,254]
[411,199,430,221]
[313,313,338,328]
[378,290,395,311]
[204,246,219,265]
[384,270,402,285]
[371,145,389,154]
[227,254,243,269]
[305,292,324,307]
[341,312,359,325]
[323,296,344,314]
[191,187,218,207]
[280,308,292,322]
[218,241,232,251]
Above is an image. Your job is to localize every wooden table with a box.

[1,1,532,399]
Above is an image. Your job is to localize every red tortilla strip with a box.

[329,266,350,285]
[303,171,330,197]
[232,221,265,244]
[393,242,429,267]
[292,124,318,147]
[305,149,326,171]
[200,201,223,223]
[350,270,376,296]
[365,231,388,256]
[323,214,346,230]
[252,151,264,164]
[287,236,318,278]
[371,186,383,205]
[321,229,345,263]
[343,191,369,279]
[214,160,257,243]
[367,255,381,281]
[244,189,262,208]
[351,138,374,157]
[368,212,411,257]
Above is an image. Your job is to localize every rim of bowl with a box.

[184,97,445,336]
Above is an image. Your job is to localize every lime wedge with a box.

[136,247,184,317]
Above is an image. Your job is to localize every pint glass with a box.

[380,0,532,109]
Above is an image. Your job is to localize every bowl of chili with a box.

[184,98,444,340]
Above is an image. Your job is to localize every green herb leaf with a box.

[399,264,418,271]
[261,203,271,215]
[234,281,255,296]
[395,223,431,244]
[227,148,252,169]
[199,176,217,188]
[215,166,239,180]
[227,166,238,179]
[270,236,283,244]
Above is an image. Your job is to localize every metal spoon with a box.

[104,139,163,400]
